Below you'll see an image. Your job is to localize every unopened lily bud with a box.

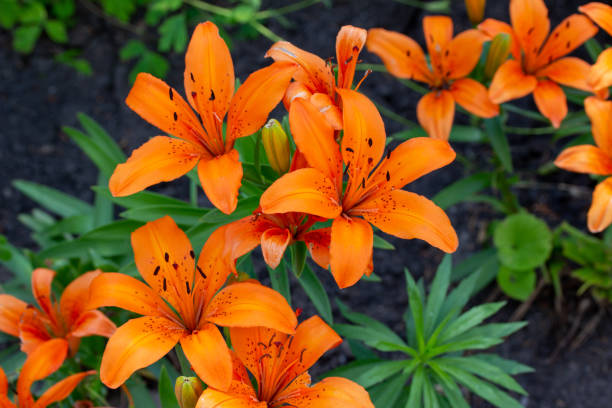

[175,376,203,408]
[465,0,486,25]
[262,119,291,175]
[484,33,511,80]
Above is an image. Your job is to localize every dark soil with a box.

[1,0,611,407]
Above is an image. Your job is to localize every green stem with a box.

[189,178,198,206]
[255,0,321,19]
[495,170,520,214]
[356,63,388,73]
[183,0,233,17]
[503,104,549,123]
[399,78,429,94]
[250,21,284,42]
[375,102,417,128]
[503,125,556,135]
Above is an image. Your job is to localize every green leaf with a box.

[159,365,177,408]
[373,234,395,250]
[0,0,20,29]
[94,174,114,227]
[120,39,147,61]
[405,269,425,353]
[158,12,188,53]
[77,113,126,163]
[484,116,513,172]
[93,186,187,209]
[269,264,291,306]
[52,0,76,19]
[438,363,524,408]
[449,126,485,143]
[297,264,332,323]
[19,2,47,24]
[473,354,534,375]
[44,20,68,43]
[100,0,136,21]
[439,270,480,321]
[126,375,156,408]
[13,25,42,53]
[55,50,93,75]
[13,179,92,217]
[129,51,169,83]
[369,371,410,408]
[39,214,93,237]
[0,235,32,284]
[433,172,492,210]
[438,301,505,343]
[494,212,552,270]
[437,356,526,395]
[199,196,259,224]
[62,127,117,177]
[497,266,536,301]
[290,241,307,277]
[424,255,451,337]
[121,205,207,226]
[324,359,410,388]
[406,365,425,408]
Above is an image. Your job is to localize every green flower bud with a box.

[484,33,511,80]
[262,119,291,175]
[175,376,203,408]
[465,0,486,26]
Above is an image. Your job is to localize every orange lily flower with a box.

[0,268,115,357]
[367,16,499,140]
[266,25,367,129]
[555,97,612,233]
[109,21,296,214]
[260,91,458,288]
[0,338,95,408]
[479,0,598,128]
[88,216,297,391]
[217,211,331,271]
[580,3,612,93]
[195,316,374,408]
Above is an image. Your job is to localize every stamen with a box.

[354,69,371,91]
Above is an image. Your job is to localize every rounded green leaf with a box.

[497,266,536,301]
[44,20,68,43]
[494,213,552,270]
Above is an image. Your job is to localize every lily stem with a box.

[255,0,322,19]
[183,0,233,17]
[250,21,284,42]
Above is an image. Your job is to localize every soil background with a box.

[1,1,611,407]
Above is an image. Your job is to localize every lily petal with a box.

[489,59,537,104]
[278,377,374,408]
[109,136,202,197]
[555,145,612,175]
[338,89,386,195]
[184,21,234,144]
[100,316,184,389]
[126,73,208,148]
[17,338,68,408]
[535,57,592,92]
[180,324,233,391]
[417,91,455,140]
[70,310,116,338]
[196,389,266,408]
[366,28,432,83]
[280,316,342,387]
[266,42,334,95]
[536,14,597,69]
[89,272,172,317]
[226,61,296,146]
[18,307,50,354]
[355,189,458,253]
[580,2,612,36]
[260,168,342,219]
[301,228,331,270]
[34,371,95,408]
[423,16,453,58]
[445,29,486,79]
[198,149,243,215]
[261,228,292,269]
[533,80,567,128]
[336,25,367,89]
[206,282,297,334]
[310,93,343,130]
[131,216,196,312]
[330,217,373,289]
[585,96,612,156]
[370,137,456,192]
[589,177,612,233]
[0,294,27,338]
[59,270,101,328]
[478,19,521,60]
[589,48,612,92]
[31,268,56,322]
[0,366,7,396]
[509,0,549,65]
[289,98,342,185]
[450,78,499,118]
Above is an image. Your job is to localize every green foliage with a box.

[120,39,170,83]
[494,213,553,271]
[330,256,530,408]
